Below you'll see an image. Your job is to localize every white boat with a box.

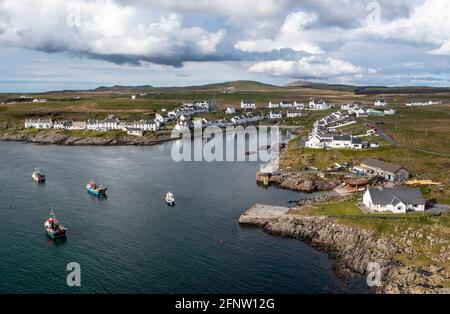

[32,168,46,183]
[164,192,175,207]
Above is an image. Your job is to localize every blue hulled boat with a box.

[87,180,107,197]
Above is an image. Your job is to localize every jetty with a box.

[239,203,290,226]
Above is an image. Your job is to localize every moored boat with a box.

[44,211,67,239]
[86,179,107,197]
[32,168,46,183]
[164,192,175,207]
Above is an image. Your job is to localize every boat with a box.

[44,211,67,239]
[164,192,176,207]
[32,168,46,183]
[86,180,107,197]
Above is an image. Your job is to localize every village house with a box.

[24,118,53,129]
[32,98,48,103]
[309,99,331,110]
[225,107,236,114]
[53,121,72,129]
[268,101,279,109]
[363,187,426,213]
[68,121,87,130]
[269,111,282,119]
[294,101,305,110]
[87,119,101,131]
[286,111,302,118]
[174,121,192,131]
[374,99,388,107]
[360,158,409,182]
[279,101,293,108]
[305,133,363,149]
[99,115,121,130]
[126,128,144,137]
[384,109,396,116]
[155,113,171,124]
[128,120,159,132]
[241,100,256,109]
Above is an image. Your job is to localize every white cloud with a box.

[235,11,323,54]
[360,0,450,56]
[248,56,376,78]
[0,0,226,66]
[118,0,293,19]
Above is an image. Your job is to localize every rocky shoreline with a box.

[257,171,338,193]
[0,130,178,146]
[239,212,449,294]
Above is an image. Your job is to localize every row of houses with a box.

[173,113,264,131]
[25,115,161,136]
[406,100,443,107]
[341,103,395,117]
[240,99,333,111]
[305,111,364,149]
[153,101,211,124]
[268,110,303,119]
[268,101,305,109]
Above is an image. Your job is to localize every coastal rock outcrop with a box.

[0,130,176,146]
[240,214,449,294]
[269,173,337,192]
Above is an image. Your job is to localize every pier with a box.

[239,203,290,226]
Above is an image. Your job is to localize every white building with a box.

[128,120,159,132]
[131,95,137,100]
[374,99,387,107]
[241,100,256,109]
[155,113,171,123]
[269,111,282,119]
[268,101,279,109]
[384,109,396,116]
[174,121,191,131]
[305,134,363,149]
[53,121,71,129]
[294,101,305,110]
[287,111,302,118]
[127,128,144,136]
[225,107,236,114]
[363,187,426,213]
[279,101,293,108]
[309,99,330,110]
[24,118,53,129]
[99,115,121,130]
[68,121,87,130]
[32,98,48,103]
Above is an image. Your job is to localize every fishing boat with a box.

[164,192,175,207]
[86,179,107,197]
[44,211,67,239]
[32,168,46,183]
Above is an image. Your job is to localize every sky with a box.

[1,0,450,92]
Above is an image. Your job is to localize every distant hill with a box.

[182,80,279,91]
[17,80,450,95]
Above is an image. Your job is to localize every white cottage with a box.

[24,118,53,129]
[269,111,282,119]
[363,187,426,213]
[241,100,256,109]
